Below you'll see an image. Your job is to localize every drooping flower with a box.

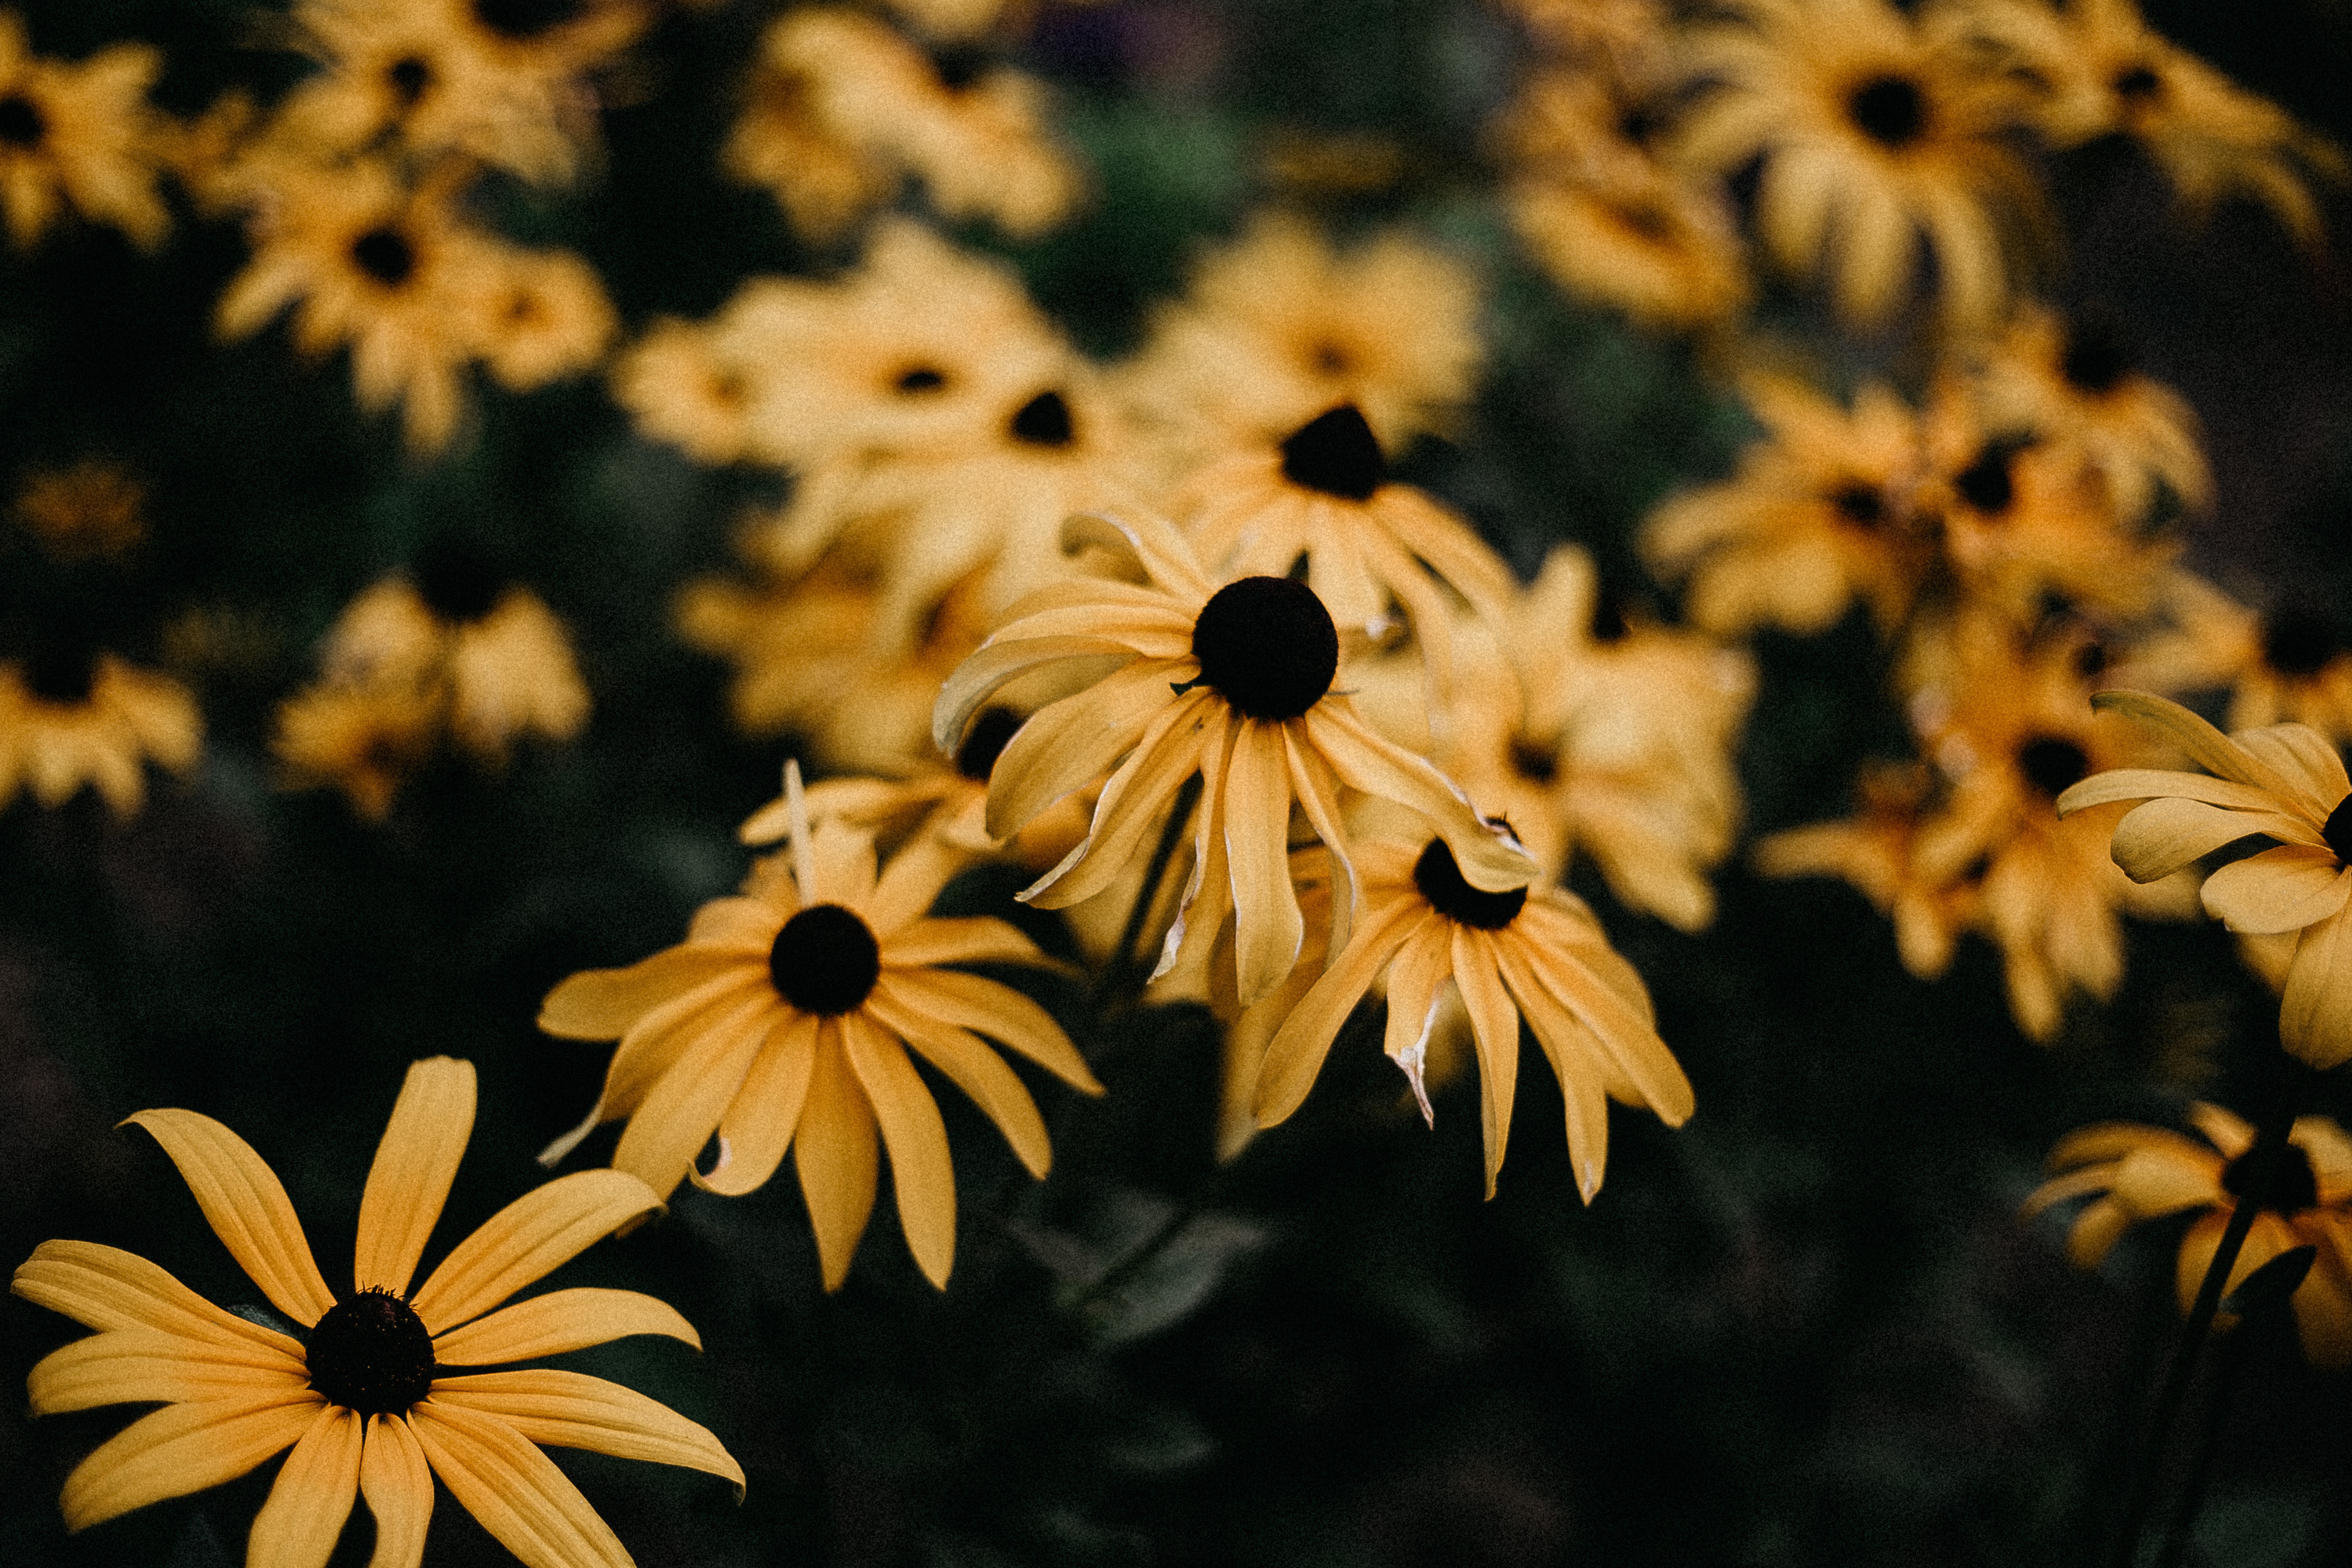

[539,765,1102,1289]
[0,14,169,250]
[2023,1102,2352,1366]
[0,645,201,817]
[13,1057,742,1564]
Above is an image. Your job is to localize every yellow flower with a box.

[0,649,201,816]
[606,316,758,466]
[471,245,618,393]
[2058,689,2352,1067]
[933,510,1535,1011]
[2114,572,2352,744]
[1754,759,1978,979]
[1251,832,1692,1201]
[0,13,168,250]
[1671,0,2040,330]
[13,1057,742,1562]
[2023,1102,2352,1366]
[1508,0,1674,81]
[12,458,146,561]
[272,679,441,822]
[539,766,1102,1289]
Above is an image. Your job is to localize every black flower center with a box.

[1588,586,1631,643]
[2060,313,2132,395]
[2018,735,2089,797]
[306,1289,437,1417]
[930,45,990,92]
[2262,612,2342,678]
[894,365,949,395]
[1310,340,1354,376]
[351,226,417,289]
[2111,63,2162,103]
[1008,389,1075,449]
[1829,481,1886,528]
[1849,74,1927,148]
[22,642,98,706]
[387,55,434,108]
[0,92,45,148]
[1954,443,2019,516]
[472,0,582,40]
[2325,794,2352,866]
[955,705,1022,781]
[770,903,882,1015]
[411,537,508,625]
[1190,576,1339,723]
[2220,1139,2320,1215]
[1280,404,1385,503]
[1508,735,1559,784]
[1412,838,1528,930]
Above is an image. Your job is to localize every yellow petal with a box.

[30,1328,308,1414]
[1058,509,1214,601]
[1283,733,1359,962]
[2199,845,2352,934]
[794,1025,879,1292]
[2234,725,2348,820]
[873,998,1052,1179]
[934,634,1139,761]
[1378,916,1452,1124]
[359,1415,434,1568]
[2056,769,2282,816]
[431,1288,701,1367]
[871,968,1100,1092]
[693,1011,821,1198]
[2176,1208,2298,1316]
[2067,1197,2132,1269]
[1494,940,1620,1202]
[13,1240,305,1358]
[882,916,1048,971]
[59,1393,319,1533]
[2283,904,2352,1069]
[1254,894,1421,1127]
[1020,687,1216,907]
[539,948,751,1040]
[1452,926,1522,1200]
[864,829,976,937]
[985,658,1181,834]
[2089,691,2305,804]
[2110,796,2318,882]
[355,1058,475,1298]
[1224,721,1306,1008]
[408,1170,663,1337]
[406,1400,632,1568]
[2110,1144,2227,1218]
[121,1109,336,1328]
[610,988,775,1201]
[1304,701,1535,891]
[540,972,771,1167]
[1509,907,1694,1125]
[427,1370,744,1498]
[2186,1103,2255,1160]
[843,1013,959,1290]
[247,1405,363,1568]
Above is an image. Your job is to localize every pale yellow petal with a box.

[2283,904,2352,1068]
[13,1240,305,1358]
[355,1058,475,1299]
[408,1171,663,1337]
[2089,691,2306,803]
[1255,894,1422,1127]
[2234,725,2348,819]
[59,1393,320,1533]
[430,1289,701,1367]
[2185,1103,2255,1159]
[984,658,1178,833]
[121,1109,336,1328]
[935,635,1140,760]
[29,1329,308,1413]
[538,948,752,1040]
[2110,796,2317,882]
[1225,721,1305,1008]
[882,916,1048,971]
[1020,688,1216,907]
[2058,769,2285,816]
[247,1405,363,1568]
[360,1415,433,1568]
[1378,916,1453,1123]
[610,988,776,1201]
[694,1011,821,1198]
[794,1024,879,1292]
[870,968,1100,1091]
[2199,846,2352,934]
[427,1370,743,1497]
[406,1401,632,1568]
[1305,701,1535,892]
[1452,926,1522,1200]
[873,998,1052,1179]
[843,1012,959,1290]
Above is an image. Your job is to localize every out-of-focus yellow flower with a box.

[2059,689,2352,1068]
[1672,0,2040,331]
[541,765,1102,1289]
[2113,572,2352,744]
[1252,830,1691,1202]
[0,14,168,250]
[2023,1102,2352,1366]
[12,459,145,561]
[0,649,201,817]
[13,1057,742,1560]
[273,680,441,822]
[1755,760,1979,979]
[470,244,618,393]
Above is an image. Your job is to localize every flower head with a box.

[13,1057,742,1563]
[0,647,201,816]
[0,15,168,250]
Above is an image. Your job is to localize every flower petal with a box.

[406,1400,632,1568]
[247,1405,363,1568]
[1059,509,1214,602]
[2185,1103,2255,1160]
[882,916,1049,971]
[870,992,1051,1179]
[1305,701,1535,892]
[2109,796,2319,882]
[1225,721,1305,1009]
[431,1289,701,1368]
[843,1012,959,1290]
[2089,691,2306,803]
[871,968,1099,1092]
[121,1109,336,1329]
[30,1329,309,1414]
[935,635,1139,760]
[355,1058,475,1299]
[1378,916,1452,1124]
[694,1011,821,1199]
[1021,688,1216,908]
[408,1171,663,1337]
[794,1023,879,1292]
[2234,725,2348,820]
[610,987,776,1202]
[13,1240,305,1358]
[359,1415,433,1568]
[984,658,1181,835]
[539,948,752,1040]
[2056,769,2285,817]
[428,1370,743,1498]
[2283,904,2352,1069]
[1452,927,1522,1201]
[1255,894,1422,1128]
[1509,906,1694,1126]
[1283,734,1360,962]
[59,1393,320,1533]
[2199,846,2352,934]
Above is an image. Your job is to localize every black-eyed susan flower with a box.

[934,510,1536,1011]
[0,644,200,817]
[0,13,168,251]
[273,678,441,821]
[12,459,146,562]
[2116,572,2352,744]
[2058,690,2352,1068]
[13,1056,742,1562]
[539,765,1102,1289]
[2023,1102,2352,1366]
[1251,831,1692,1201]
[1754,758,1979,980]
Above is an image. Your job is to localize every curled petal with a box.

[2283,906,2352,1069]
[2110,797,2318,882]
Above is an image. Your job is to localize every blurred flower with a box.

[0,13,168,250]
[1672,0,2040,330]
[1252,831,1692,1202]
[12,1057,742,1559]
[2023,1102,2352,1365]
[0,648,200,817]
[2059,689,2352,1067]
[12,459,145,562]
[1755,759,1979,978]
[470,244,618,392]
[1507,0,1674,82]
[934,510,1535,1010]
[540,765,1101,1289]
[273,679,441,821]
[2116,573,2352,743]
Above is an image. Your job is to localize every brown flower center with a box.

[1508,735,1559,784]
[2060,313,2132,395]
[351,226,417,289]
[1954,442,2022,516]
[2220,1139,2320,1215]
[22,642,98,706]
[894,365,949,395]
[1188,576,1339,723]
[472,0,582,40]
[1280,404,1385,503]
[2018,735,2089,798]
[0,92,45,148]
[1828,481,1886,528]
[386,55,434,108]
[2111,63,2162,104]
[2261,612,2342,678]
[1008,389,1075,449]
[1848,74,1928,148]
[307,1289,437,1417]
[411,537,507,625]
[1413,838,1527,930]
[770,903,881,1016]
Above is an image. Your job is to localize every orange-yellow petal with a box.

[427,1369,743,1497]
[2282,903,2352,1069]
[247,1404,363,1568]
[13,1240,306,1358]
[120,1109,336,1328]
[843,1012,959,1289]
[354,1057,475,1299]
[693,1011,821,1198]
[408,1171,663,1337]
[430,1289,701,1367]
[29,1328,308,1413]
[406,1400,632,1568]
[59,1393,320,1533]
[359,1414,433,1568]
[794,1024,880,1292]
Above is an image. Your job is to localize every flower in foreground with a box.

[540,764,1102,1289]
[2022,1102,2352,1365]
[1251,833,1692,1202]
[13,1057,741,1567]
[2057,689,2352,1066]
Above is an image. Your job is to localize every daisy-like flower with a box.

[272,679,441,822]
[1508,0,1675,82]
[933,509,1535,1011]
[1251,831,1692,1201]
[1642,372,1930,637]
[0,644,201,817]
[2057,689,2352,1067]
[2023,1102,2352,1366]
[470,245,619,393]
[1122,213,1483,453]
[1672,0,2040,331]
[13,458,146,562]
[12,1057,742,1563]
[2114,572,2352,744]
[539,765,1102,1289]
[1754,759,1978,980]
[0,14,168,250]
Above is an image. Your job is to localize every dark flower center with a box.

[2220,1139,2320,1215]
[2018,735,2090,797]
[1280,404,1385,503]
[930,45,990,92]
[769,903,882,1016]
[1954,443,2020,516]
[1508,735,1559,784]
[1829,481,1886,528]
[2060,314,2132,395]
[1848,74,1927,148]
[2325,794,2352,866]
[2261,612,2342,678]
[1310,340,1353,376]
[2111,64,2162,103]
[1412,837,1528,930]
[1189,576,1339,723]
[351,226,417,289]
[411,537,508,625]
[387,56,434,108]
[1008,389,1075,449]
[2075,640,2108,679]
[23,643,98,706]
[0,93,46,148]
[472,0,582,40]
[1588,586,1631,643]
[894,365,949,395]
[955,705,1022,781]
[306,1289,437,1417]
